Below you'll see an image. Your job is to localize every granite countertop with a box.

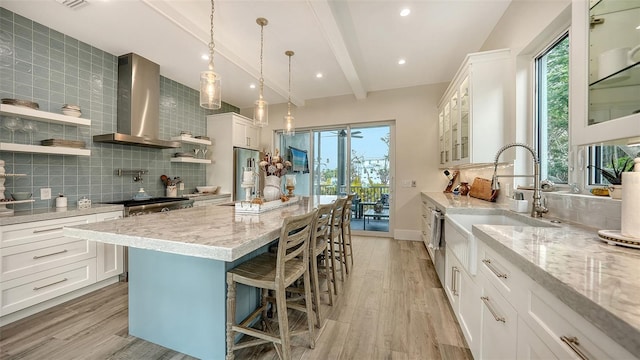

[0,204,124,226]
[64,199,313,262]
[422,191,640,356]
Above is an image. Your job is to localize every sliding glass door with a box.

[278,123,393,235]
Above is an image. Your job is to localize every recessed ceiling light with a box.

[398,59,406,65]
[316,73,323,78]
[201,54,209,61]
[636,24,640,30]
[249,84,256,89]
[400,8,410,17]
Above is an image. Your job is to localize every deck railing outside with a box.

[318,184,389,202]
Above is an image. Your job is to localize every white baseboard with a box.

[394,229,421,241]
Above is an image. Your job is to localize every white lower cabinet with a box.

[480,280,517,360]
[444,245,481,357]
[0,210,123,320]
[471,240,638,360]
[516,317,557,360]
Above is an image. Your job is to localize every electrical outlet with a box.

[179,182,184,191]
[41,187,52,200]
[411,180,417,187]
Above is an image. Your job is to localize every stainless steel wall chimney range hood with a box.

[93,53,180,149]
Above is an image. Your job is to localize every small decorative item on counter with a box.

[78,196,91,209]
[590,187,609,196]
[452,188,460,201]
[55,194,67,208]
[587,157,634,186]
[285,174,296,196]
[459,182,470,196]
[166,185,177,197]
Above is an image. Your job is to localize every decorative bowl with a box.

[11,192,32,201]
[196,185,218,194]
[62,109,82,117]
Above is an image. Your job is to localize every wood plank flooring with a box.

[0,237,472,360]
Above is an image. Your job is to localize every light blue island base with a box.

[128,247,264,359]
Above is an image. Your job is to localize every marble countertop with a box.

[64,199,313,262]
[422,191,640,355]
[0,204,124,226]
[184,192,231,201]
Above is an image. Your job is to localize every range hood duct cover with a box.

[93,53,180,149]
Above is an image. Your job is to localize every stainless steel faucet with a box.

[491,143,548,218]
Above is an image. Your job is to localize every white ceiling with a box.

[3,0,512,109]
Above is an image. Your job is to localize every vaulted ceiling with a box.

[3,0,512,108]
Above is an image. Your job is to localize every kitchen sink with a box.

[444,212,557,275]
[446,212,556,233]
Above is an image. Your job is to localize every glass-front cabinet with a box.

[437,49,511,168]
[571,0,640,146]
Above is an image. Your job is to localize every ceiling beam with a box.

[141,0,305,107]
[307,0,367,100]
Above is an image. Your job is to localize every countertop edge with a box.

[0,204,124,226]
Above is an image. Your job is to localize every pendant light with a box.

[283,50,295,136]
[253,17,269,127]
[199,0,221,110]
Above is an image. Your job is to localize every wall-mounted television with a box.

[288,146,309,173]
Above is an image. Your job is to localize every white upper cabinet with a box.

[570,0,640,145]
[437,49,511,167]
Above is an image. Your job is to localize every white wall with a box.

[242,84,448,240]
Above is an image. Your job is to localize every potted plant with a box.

[588,157,634,198]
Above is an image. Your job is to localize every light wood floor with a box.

[0,237,472,360]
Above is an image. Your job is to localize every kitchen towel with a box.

[430,208,443,250]
[621,158,640,239]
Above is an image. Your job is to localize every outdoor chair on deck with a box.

[225,210,317,360]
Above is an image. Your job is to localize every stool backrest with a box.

[313,203,333,247]
[330,197,348,229]
[343,194,354,225]
[276,209,317,283]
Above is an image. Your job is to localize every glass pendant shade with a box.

[283,113,295,136]
[254,97,268,127]
[199,70,221,110]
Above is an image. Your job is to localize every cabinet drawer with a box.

[524,285,637,360]
[1,259,96,316]
[1,238,96,281]
[478,244,525,304]
[480,281,517,360]
[1,215,95,248]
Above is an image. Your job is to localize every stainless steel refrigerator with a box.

[233,147,260,201]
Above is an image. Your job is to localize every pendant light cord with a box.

[208,0,215,71]
[259,21,265,99]
[287,52,292,115]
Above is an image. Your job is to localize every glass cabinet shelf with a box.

[589,63,640,89]
[590,0,640,16]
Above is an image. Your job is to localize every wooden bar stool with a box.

[226,210,317,360]
[328,197,347,295]
[341,194,355,274]
[308,203,333,326]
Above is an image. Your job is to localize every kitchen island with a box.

[64,198,315,360]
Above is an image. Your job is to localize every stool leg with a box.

[226,274,236,360]
[328,235,339,295]
[303,269,316,349]
[275,284,291,360]
[323,247,333,306]
[343,224,353,271]
[310,253,322,327]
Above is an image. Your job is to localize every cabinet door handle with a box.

[481,296,506,323]
[33,277,68,291]
[33,249,68,259]
[482,259,508,279]
[451,266,459,296]
[560,336,591,360]
[33,226,64,234]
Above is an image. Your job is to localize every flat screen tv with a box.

[288,146,309,173]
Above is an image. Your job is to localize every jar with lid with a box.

[459,182,470,196]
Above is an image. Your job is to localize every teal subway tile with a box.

[79,60,91,73]
[49,28,63,42]
[33,65,49,80]
[50,58,64,73]
[33,53,49,68]
[15,70,32,87]
[14,35,32,53]
[14,24,32,41]
[15,48,33,65]
[14,83,33,99]
[49,78,64,93]
[14,60,32,74]
[33,29,48,46]
[33,42,49,58]
[50,37,64,52]
[33,175,49,186]
[50,69,64,83]
[32,21,48,35]
[78,41,91,53]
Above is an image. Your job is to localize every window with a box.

[588,144,640,186]
[535,33,569,184]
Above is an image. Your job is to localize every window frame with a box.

[533,30,570,187]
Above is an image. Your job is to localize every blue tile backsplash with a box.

[0,8,238,210]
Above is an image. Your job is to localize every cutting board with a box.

[469,177,499,202]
